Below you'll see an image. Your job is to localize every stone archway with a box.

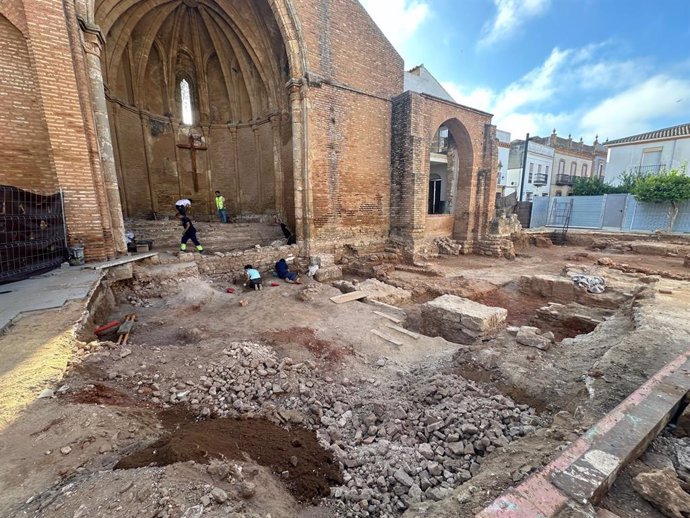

[425,118,474,239]
[93,0,299,222]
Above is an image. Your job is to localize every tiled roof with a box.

[606,122,690,146]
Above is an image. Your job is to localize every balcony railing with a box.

[555,174,575,186]
[532,172,548,186]
[633,164,665,174]
[431,136,448,154]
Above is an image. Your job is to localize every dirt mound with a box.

[263,327,353,364]
[114,415,342,503]
[165,280,221,308]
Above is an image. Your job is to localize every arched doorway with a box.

[95,0,294,220]
[426,119,474,238]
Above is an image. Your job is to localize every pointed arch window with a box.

[180,79,193,125]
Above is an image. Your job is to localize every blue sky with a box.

[360,0,690,142]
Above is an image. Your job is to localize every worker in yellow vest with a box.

[214,190,228,223]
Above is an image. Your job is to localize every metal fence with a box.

[0,185,68,284]
[530,194,690,233]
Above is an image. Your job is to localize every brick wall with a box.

[290,0,403,250]
[291,0,403,98]
[0,1,116,261]
[0,12,56,192]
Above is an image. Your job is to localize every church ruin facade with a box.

[0,0,498,262]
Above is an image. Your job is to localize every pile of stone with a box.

[434,237,462,256]
[126,341,540,517]
[421,295,507,345]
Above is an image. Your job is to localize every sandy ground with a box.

[1,242,689,517]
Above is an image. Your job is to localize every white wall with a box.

[605,137,690,184]
[498,145,510,186]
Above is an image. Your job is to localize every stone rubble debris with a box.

[632,468,690,518]
[515,326,553,351]
[126,340,540,517]
[571,274,606,294]
[434,237,462,256]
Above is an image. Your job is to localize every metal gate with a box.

[0,186,68,284]
[602,194,627,229]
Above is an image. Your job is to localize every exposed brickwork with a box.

[292,0,403,99]
[1,0,499,264]
[391,91,498,253]
[0,12,56,192]
[0,0,116,261]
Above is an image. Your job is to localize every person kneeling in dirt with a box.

[275,258,299,283]
[244,265,263,290]
[179,215,204,253]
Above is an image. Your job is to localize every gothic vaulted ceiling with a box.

[95,0,290,123]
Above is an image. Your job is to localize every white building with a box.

[508,139,555,201]
[496,130,512,196]
[605,122,690,185]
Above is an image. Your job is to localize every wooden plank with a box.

[84,252,157,270]
[373,311,403,324]
[371,329,403,346]
[330,291,367,304]
[386,324,420,339]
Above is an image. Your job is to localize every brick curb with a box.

[476,348,690,517]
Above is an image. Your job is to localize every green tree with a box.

[572,176,617,195]
[631,166,690,232]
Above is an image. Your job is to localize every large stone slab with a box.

[421,295,507,344]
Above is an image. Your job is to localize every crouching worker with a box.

[244,265,262,290]
[275,258,299,283]
[180,215,204,253]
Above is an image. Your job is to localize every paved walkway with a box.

[0,267,102,331]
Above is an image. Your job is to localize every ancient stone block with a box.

[519,275,576,303]
[421,295,507,344]
[314,266,343,283]
[516,326,552,350]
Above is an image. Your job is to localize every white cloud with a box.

[581,76,690,139]
[441,82,495,112]
[440,43,690,142]
[479,0,551,48]
[359,0,430,60]
[491,47,569,115]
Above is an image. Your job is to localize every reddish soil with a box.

[262,327,353,365]
[69,383,151,408]
[469,286,549,327]
[115,413,342,503]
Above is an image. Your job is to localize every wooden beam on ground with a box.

[373,311,403,324]
[386,324,420,339]
[371,329,403,346]
[330,291,368,304]
[83,252,157,270]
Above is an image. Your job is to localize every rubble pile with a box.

[122,341,541,516]
[434,237,462,256]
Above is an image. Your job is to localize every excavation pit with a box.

[115,413,343,503]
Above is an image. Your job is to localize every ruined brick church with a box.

[1,0,498,262]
